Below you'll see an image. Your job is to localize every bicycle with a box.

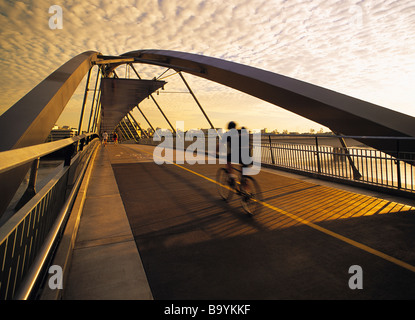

[216,166,262,216]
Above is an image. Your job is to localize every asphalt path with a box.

[107,144,415,299]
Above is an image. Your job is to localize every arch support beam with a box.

[121,50,415,156]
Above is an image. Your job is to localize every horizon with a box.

[52,123,331,135]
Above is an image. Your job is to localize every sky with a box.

[0,0,414,133]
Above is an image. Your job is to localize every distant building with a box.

[46,126,78,142]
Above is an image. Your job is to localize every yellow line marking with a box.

[258,201,415,273]
[128,144,415,273]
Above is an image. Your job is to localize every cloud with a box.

[0,0,414,132]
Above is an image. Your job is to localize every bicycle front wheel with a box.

[216,168,233,201]
[240,176,262,216]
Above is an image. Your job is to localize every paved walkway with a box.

[58,143,415,299]
[62,145,152,299]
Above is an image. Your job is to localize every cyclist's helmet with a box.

[227,121,237,130]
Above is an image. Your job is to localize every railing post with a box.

[14,158,40,211]
[64,144,75,166]
[268,135,275,165]
[315,136,321,173]
[79,137,85,151]
[396,139,402,189]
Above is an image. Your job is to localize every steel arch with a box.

[0,51,99,217]
[118,49,415,156]
[0,51,100,151]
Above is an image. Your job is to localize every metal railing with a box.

[261,134,415,195]
[135,132,415,195]
[0,133,99,300]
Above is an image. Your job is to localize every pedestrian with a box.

[102,131,108,146]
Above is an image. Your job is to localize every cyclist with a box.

[225,121,238,183]
[225,121,253,198]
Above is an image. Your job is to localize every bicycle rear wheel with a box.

[216,168,233,201]
[240,176,262,216]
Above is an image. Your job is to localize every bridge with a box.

[1,50,415,300]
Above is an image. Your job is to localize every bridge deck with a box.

[63,143,415,299]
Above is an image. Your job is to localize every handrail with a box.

[262,133,415,141]
[13,140,99,300]
[0,135,99,299]
[0,133,98,174]
[260,134,415,197]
